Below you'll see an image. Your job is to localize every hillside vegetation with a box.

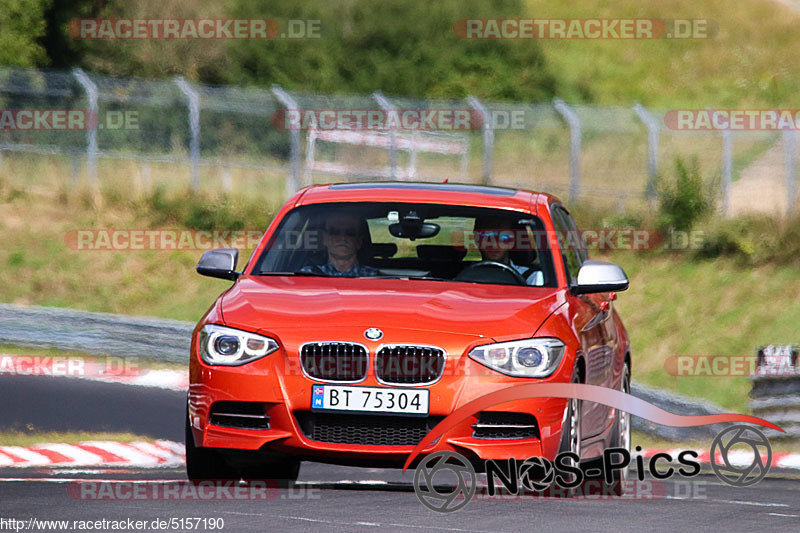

[2,0,800,107]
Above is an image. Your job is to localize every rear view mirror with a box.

[388,210,440,241]
[572,260,629,294]
[196,248,240,281]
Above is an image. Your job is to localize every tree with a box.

[0,0,52,66]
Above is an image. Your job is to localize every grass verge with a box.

[0,431,157,447]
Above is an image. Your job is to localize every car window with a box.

[252,202,557,287]
[367,216,483,262]
[551,205,582,285]
[560,208,588,264]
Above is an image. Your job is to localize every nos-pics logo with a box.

[413,425,772,513]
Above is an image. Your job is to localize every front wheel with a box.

[557,369,582,496]
[604,363,632,496]
[185,411,239,481]
[185,411,301,485]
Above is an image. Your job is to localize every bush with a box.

[141,187,277,231]
[693,218,761,263]
[693,215,800,265]
[657,157,712,233]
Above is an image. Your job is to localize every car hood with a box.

[220,276,565,341]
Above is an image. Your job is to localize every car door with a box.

[550,204,613,438]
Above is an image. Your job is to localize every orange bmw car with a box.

[186,182,631,483]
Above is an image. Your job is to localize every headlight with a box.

[468,338,566,378]
[198,324,279,366]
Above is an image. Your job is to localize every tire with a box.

[604,363,632,496]
[245,459,301,486]
[185,410,239,481]
[185,408,300,485]
[557,368,582,497]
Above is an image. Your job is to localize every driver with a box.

[300,211,379,277]
[470,216,543,286]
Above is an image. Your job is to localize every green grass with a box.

[0,431,152,447]
[524,0,800,108]
[0,176,253,322]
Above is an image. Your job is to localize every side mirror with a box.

[196,248,240,281]
[572,260,629,294]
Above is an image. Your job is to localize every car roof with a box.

[295,181,558,215]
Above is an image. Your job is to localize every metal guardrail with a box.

[749,345,800,440]
[0,304,193,364]
[630,382,727,441]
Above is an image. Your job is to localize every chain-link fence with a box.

[0,66,796,217]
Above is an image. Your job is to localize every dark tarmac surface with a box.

[1,375,798,532]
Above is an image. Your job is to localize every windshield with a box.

[252,202,557,287]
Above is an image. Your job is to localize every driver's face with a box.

[323,213,363,260]
[475,228,513,262]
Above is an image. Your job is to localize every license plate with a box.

[311,385,429,415]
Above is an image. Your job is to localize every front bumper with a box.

[188,327,573,465]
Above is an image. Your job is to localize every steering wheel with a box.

[454,261,527,286]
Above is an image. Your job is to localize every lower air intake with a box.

[472,412,539,440]
[209,401,270,430]
[295,412,443,446]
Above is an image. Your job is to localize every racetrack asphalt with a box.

[1,468,798,532]
[1,375,798,532]
[0,375,184,440]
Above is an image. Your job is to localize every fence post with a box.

[174,77,200,191]
[70,156,80,187]
[139,161,151,193]
[553,98,581,203]
[271,85,301,195]
[373,91,398,180]
[721,129,732,216]
[633,103,659,200]
[467,95,493,185]
[785,129,796,218]
[72,68,98,190]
